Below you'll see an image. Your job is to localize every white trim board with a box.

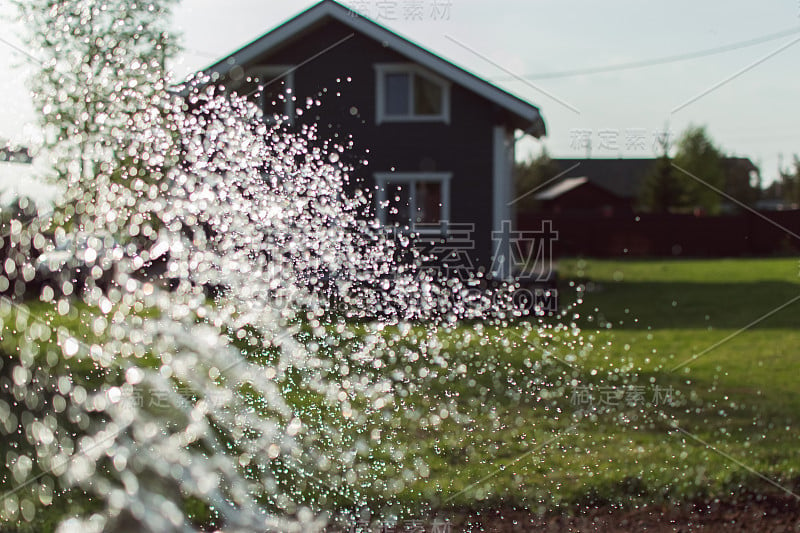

[491,125,514,280]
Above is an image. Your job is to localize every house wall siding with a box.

[240,19,501,269]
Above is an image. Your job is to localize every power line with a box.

[0,36,44,66]
[493,26,800,81]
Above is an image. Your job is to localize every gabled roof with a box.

[534,177,588,200]
[552,159,655,199]
[203,0,545,136]
[723,157,758,174]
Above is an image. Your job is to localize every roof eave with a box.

[199,0,545,134]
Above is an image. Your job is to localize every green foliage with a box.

[15,0,182,235]
[672,125,726,214]
[639,125,727,214]
[514,148,559,212]
[638,153,681,213]
[778,155,800,204]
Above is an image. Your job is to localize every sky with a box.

[1,0,799,202]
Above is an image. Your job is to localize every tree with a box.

[16,0,180,229]
[514,147,559,211]
[778,155,800,205]
[638,132,682,213]
[638,125,726,214]
[672,125,726,214]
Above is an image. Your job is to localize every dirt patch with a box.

[449,494,800,532]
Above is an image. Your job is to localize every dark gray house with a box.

[202,0,546,279]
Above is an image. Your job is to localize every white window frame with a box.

[374,63,451,124]
[227,65,295,125]
[374,172,452,233]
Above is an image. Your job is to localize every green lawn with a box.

[397,257,800,513]
[4,257,800,530]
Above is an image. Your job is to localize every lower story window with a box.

[374,172,451,230]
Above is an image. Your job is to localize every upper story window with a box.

[226,65,295,126]
[375,64,450,124]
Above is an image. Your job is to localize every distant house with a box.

[199,0,546,278]
[518,157,799,258]
[0,145,60,205]
[722,157,760,209]
[535,176,631,215]
[535,157,759,214]
[0,145,32,164]
[549,158,653,211]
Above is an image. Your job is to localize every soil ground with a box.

[449,493,800,532]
